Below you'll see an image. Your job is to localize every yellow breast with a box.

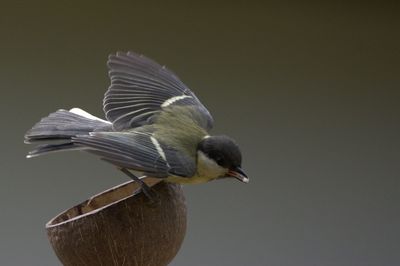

[165,151,227,184]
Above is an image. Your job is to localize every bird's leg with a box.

[119,168,160,205]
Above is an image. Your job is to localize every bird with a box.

[24,51,249,201]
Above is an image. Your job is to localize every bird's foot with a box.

[140,185,161,207]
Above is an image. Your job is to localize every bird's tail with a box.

[24,108,112,158]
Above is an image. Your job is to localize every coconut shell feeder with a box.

[46,178,187,266]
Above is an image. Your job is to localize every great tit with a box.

[25,52,248,199]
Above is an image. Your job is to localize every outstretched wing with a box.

[72,131,196,178]
[104,51,214,131]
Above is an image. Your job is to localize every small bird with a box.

[25,52,248,200]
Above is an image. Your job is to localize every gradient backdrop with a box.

[1,2,399,266]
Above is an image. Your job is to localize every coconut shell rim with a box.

[46,178,162,229]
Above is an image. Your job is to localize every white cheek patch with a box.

[161,95,192,107]
[197,151,227,178]
[69,108,111,124]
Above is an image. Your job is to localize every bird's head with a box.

[197,135,249,183]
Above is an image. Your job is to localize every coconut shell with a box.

[46,178,187,266]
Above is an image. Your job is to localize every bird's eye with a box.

[215,157,224,165]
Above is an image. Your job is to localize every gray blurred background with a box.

[1,2,399,266]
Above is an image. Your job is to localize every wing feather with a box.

[103,51,213,130]
[72,131,196,178]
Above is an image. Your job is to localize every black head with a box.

[197,135,248,183]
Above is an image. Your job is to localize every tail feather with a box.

[25,108,112,157]
[27,143,83,158]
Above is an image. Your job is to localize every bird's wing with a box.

[72,131,196,178]
[104,51,214,131]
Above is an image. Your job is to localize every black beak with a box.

[227,167,249,183]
